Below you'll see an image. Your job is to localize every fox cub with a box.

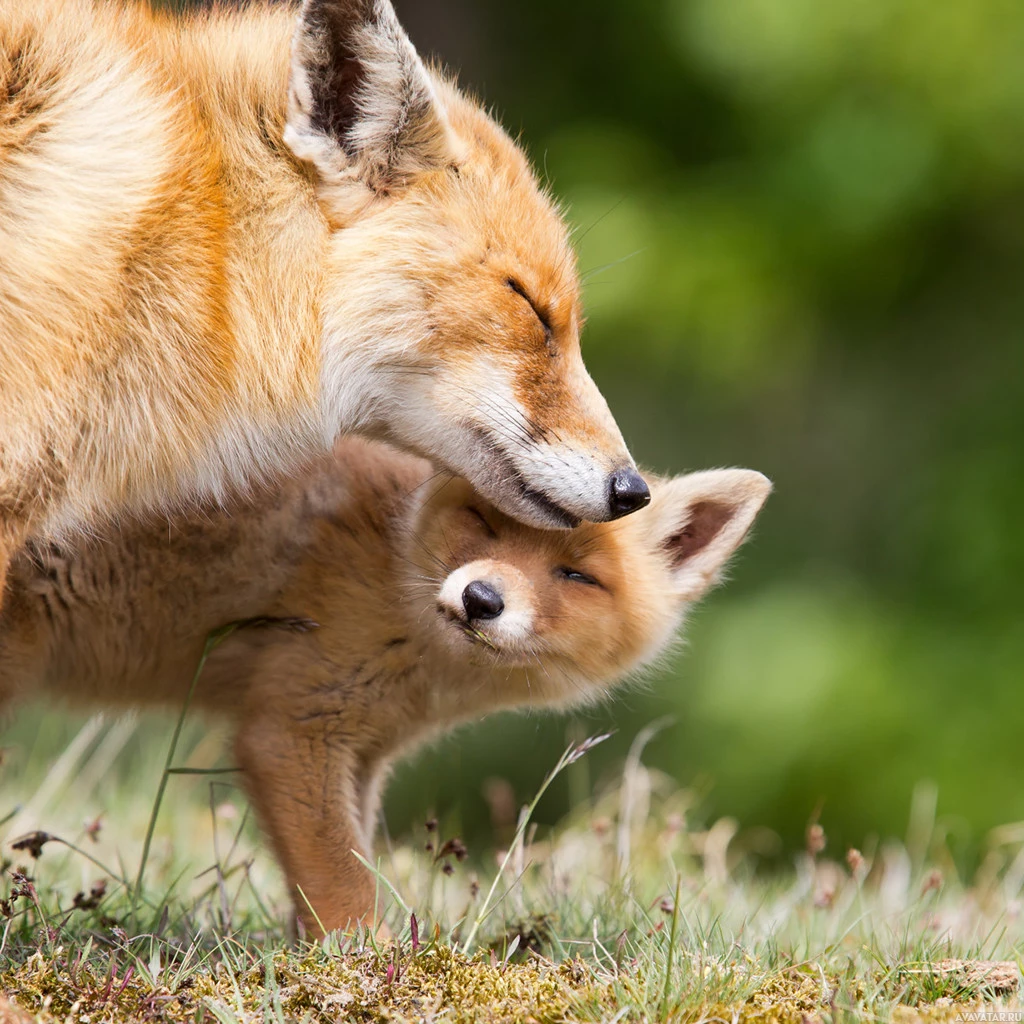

[0,441,770,935]
[0,0,646,609]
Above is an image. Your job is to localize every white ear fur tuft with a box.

[284,0,453,191]
[644,469,772,600]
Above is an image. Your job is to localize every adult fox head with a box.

[284,0,649,528]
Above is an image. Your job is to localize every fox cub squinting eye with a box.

[0,440,770,937]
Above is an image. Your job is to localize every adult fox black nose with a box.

[608,467,651,519]
[462,580,504,620]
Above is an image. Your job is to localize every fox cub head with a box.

[285,0,648,529]
[405,468,772,705]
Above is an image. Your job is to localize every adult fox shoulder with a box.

[0,438,770,935]
[0,0,648,605]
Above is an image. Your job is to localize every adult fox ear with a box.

[644,470,772,601]
[285,0,453,194]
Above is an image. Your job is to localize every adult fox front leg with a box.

[0,0,647,606]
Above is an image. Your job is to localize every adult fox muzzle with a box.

[0,0,644,608]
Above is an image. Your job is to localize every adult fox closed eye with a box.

[0,438,770,936]
[0,0,649,609]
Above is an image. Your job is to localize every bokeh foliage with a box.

[387,0,1024,856]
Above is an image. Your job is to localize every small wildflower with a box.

[922,868,943,894]
[814,885,836,909]
[469,877,480,899]
[441,862,454,876]
[846,847,865,878]
[10,871,35,901]
[565,731,613,765]
[11,831,53,860]
[436,837,467,862]
[664,812,685,836]
[83,816,103,843]
[72,879,107,912]
[806,823,826,857]
[591,816,611,838]
[425,817,438,833]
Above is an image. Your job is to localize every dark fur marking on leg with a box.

[235,616,321,634]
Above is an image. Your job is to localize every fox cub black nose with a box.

[462,581,504,621]
[608,467,651,519]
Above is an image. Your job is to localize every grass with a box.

[1,705,1022,1022]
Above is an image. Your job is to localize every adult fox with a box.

[0,0,649,607]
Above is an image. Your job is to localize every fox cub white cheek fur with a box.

[0,441,770,937]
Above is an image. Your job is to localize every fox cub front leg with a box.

[234,707,379,939]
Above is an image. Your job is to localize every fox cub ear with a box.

[645,470,772,601]
[285,0,453,192]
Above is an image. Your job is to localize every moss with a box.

[0,949,192,1024]
[3,946,1019,1023]
[693,964,831,1024]
[689,962,1020,1024]
[1,945,612,1024]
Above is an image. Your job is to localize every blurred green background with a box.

[8,0,1024,865]
[385,0,1024,857]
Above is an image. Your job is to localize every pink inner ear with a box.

[664,501,734,568]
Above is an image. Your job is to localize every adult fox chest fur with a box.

[0,438,770,936]
[0,0,648,604]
